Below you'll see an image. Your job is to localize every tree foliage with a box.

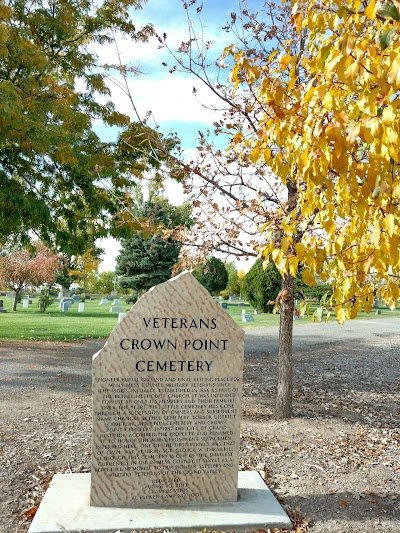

[0,0,180,253]
[225,0,400,323]
[0,242,61,310]
[116,199,191,292]
[162,0,400,418]
[87,271,116,295]
[192,256,229,295]
[69,247,101,292]
[241,260,282,312]
[222,261,241,297]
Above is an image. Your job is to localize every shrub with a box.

[38,294,53,313]
[241,260,282,313]
[126,293,138,305]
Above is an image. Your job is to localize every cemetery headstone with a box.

[0,300,6,313]
[241,309,254,322]
[118,312,127,323]
[61,302,69,313]
[73,294,81,303]
[78,303,85,313]
[91,272,244,507]
[112,298,121,305]
[59,297,74,308]
[109,305,122,313]
[220,301,228,309]
[22,299,29,309]
[99,298,109,305]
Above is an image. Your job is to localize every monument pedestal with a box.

[28,471,292,533]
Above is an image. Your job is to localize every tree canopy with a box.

[241,260,282,313]
[0,0,179,254]
[0,242,61,310]
[192,256,229,295]
[116,198,192,292]
[225,0,400,322]
[162,0,400,418]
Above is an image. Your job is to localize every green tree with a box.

[116,199,190,292]
[224,261,240,296]
[241,260,282,313]
[192,257,228,295]
[88,271,115,295]
[0,0,180,254]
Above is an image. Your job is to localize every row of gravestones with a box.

[59,296,123,314]
[99,297,123,313]
[59,297,85,313]
[0,298,33,312]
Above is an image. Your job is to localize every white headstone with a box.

[78,303,85,313]
[118,313,127,323]
[22,299,29,309]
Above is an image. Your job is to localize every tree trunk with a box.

[12,287,21,312]
[275,272,295,419]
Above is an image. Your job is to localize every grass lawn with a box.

[226,301,400,328]
[0,297,124,341]
[0,296,399,342]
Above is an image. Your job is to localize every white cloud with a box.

[124,75,224,124]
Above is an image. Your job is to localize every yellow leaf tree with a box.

[69,248,101,294]
[221,0,400,416]
[165,0,400,418]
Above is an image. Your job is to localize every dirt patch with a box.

[0,333,399,533]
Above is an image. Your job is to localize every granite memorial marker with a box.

[91,272,244,507]
[28,272,292,533]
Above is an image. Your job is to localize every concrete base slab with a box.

[28,471,292,532]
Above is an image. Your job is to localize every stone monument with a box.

[28,273,292,533]
[91,271,244,506]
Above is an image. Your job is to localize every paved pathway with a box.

[244,317,400,357]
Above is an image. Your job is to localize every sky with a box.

[97,0,260,272]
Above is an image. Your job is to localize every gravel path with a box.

[0,319,399,532]
[244,317,400,356]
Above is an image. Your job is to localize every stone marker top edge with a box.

[93,271,243,361]
[151,271,243,334]
[149,271,243,325]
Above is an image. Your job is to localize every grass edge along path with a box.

[0,298,399,342]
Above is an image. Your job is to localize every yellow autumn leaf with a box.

[388,57,400,89]
[302,268,317,287]
[295,242,306,261]
[288,256,300,277]
[392,181,400,197]
[383,213,395,237]
[365,0,376,19]
[336,308,347,324]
